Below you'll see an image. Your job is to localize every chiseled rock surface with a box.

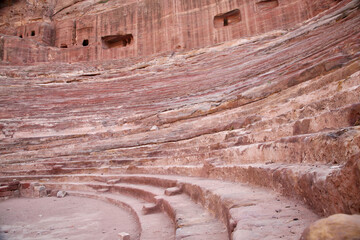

[0,0,343,63]
[300,214,360,240]
[0,0,359,224]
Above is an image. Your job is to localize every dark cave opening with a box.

[101,34,134,49]
[82,39,89,46]
[214,9,241,28]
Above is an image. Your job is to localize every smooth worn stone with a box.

[118,232,130,240]
[142,203,160,215]
[164,187,182,196]
[300,214,360,240]
[56,190,67,198]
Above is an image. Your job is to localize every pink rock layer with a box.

[0,0,342,64]
[0,0,359,225]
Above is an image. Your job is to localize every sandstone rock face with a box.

[0,180,21,199]
[301,214,360,240]
[0,0,341,63]
[0,1,359,238]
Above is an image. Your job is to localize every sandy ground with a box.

[0,196,140,240]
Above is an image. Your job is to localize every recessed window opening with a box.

[101,34,134,49]
[82,39,89,46]
[19,35,23,38]
[31,31,35,36]
[214,9,241,28]
[256,0,279,11]
[60,44,68,48]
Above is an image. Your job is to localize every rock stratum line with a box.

[0,0,359,239]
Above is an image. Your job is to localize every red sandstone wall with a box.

[0,0,359,217]
[16,22,55,46]
[0,0,340,64]
[0,36,50,64]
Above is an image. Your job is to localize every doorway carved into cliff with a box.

[101,34,133,49]
[214,9,241,28]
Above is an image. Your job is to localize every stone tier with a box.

[0,174,318,240]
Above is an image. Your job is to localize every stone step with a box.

[118,160,359,216]
[1,150,358,219]
[67,191,175,240]
[213,126,360,165]
[221,103,360,147]
[0,172,321,239]
[1,64,359,152]
[2,125,358,176]
[1,120,359,169]
[1,124,359,177]
[42,181,228,240]
[40,159,134,167]
[87,126,359,166]
[0,157,153,170]
[2,98,359,166]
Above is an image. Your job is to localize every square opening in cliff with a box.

[214,9,241,28]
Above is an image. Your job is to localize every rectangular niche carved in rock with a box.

[101,34,134,49]
[214,9,241,28]
[256,0,279,11]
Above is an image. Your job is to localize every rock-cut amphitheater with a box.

[0,0,360,239]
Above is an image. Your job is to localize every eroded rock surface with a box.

[0,0,359,239]
[0,0,345,63]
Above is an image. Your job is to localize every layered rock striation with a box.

[0,0,360,239]
[1,0,343,63]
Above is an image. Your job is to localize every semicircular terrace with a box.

[0,0,359,239]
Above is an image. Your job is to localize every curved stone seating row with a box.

[65,191,175,240]
[1,120,359,172]
[1,145,359,217]
[0,2,359,240]
[1,62,359,169]
[0,173,318,240]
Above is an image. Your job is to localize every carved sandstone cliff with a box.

[0,0,342,63]
[0,0,359,239]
